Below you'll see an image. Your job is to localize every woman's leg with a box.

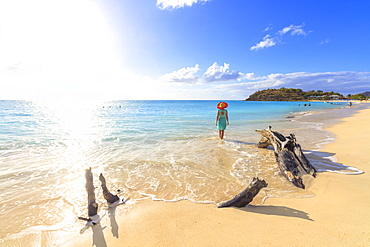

[219,130,224,139]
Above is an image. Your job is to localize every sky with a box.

[0,0,370,100]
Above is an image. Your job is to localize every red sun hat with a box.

[217,102,228,109]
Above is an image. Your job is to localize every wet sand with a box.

[3,103,370,247]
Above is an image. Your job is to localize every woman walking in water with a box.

[216,102,229,139]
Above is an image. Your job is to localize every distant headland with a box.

[245,88,370,101]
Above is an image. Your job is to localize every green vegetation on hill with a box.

[346,92,369,100]
[245,88,344,101]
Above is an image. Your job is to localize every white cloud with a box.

[248,71,370,94]
[160,64,200,83]
[159,62,254,84]
[250,35,277,51]
[198,71,370,100]
[279,24,307,36]
[251,24,308,51]
[284,71,370,92]
[263,26,273,32]
[254,73,287,88]
[157,0,211,10]
[319,38,330,45]
[203,62,252,83]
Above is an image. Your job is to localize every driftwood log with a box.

[256,126,316,189]
[85,167,98,217]
[99,173,120,204]
[218,177,268,208]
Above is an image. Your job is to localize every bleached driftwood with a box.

[78,168,99,224]
[99,173,120,204]
[79,170,126,226]
[86,167,99,217]
[218,177,268,208]
[256,126,316,189]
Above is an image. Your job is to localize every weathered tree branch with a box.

[99,173,120,204]
[218,177,268,208]
[256,126,316,189]
[85,167,98,217]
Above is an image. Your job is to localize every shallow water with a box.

[0,100,359,240]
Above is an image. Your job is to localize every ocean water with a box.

[0,100,352,240]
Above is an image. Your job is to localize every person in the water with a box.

[216,102,229,139]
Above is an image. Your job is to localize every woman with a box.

[215,102,229,139]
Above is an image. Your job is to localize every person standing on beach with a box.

[216,102,229,139]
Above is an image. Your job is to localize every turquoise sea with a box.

[0,100,354,240]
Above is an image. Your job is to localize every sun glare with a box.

[0,0,117,68]
[0,0,155,100]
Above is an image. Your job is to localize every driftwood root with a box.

[218,177,268,208]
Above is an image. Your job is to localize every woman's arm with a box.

[216,110,220,125]
[226,110,229,124]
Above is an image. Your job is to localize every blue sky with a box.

[0,0,369,100]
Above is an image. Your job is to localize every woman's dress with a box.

[217,109,227,130]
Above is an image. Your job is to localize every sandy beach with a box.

[60,104,369,247]
[2,104,369,247]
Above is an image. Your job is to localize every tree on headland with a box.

[347,93,367,100]
[245,88,344,101]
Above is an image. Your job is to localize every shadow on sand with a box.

[242,205,314,221]
[80,206,120,247]
[108,206,119,238]
[304,150,363,174]
[92,223,107,247]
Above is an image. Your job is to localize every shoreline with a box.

[66,103,370,246]
[297,101,369,128]
[2,103,370,246]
